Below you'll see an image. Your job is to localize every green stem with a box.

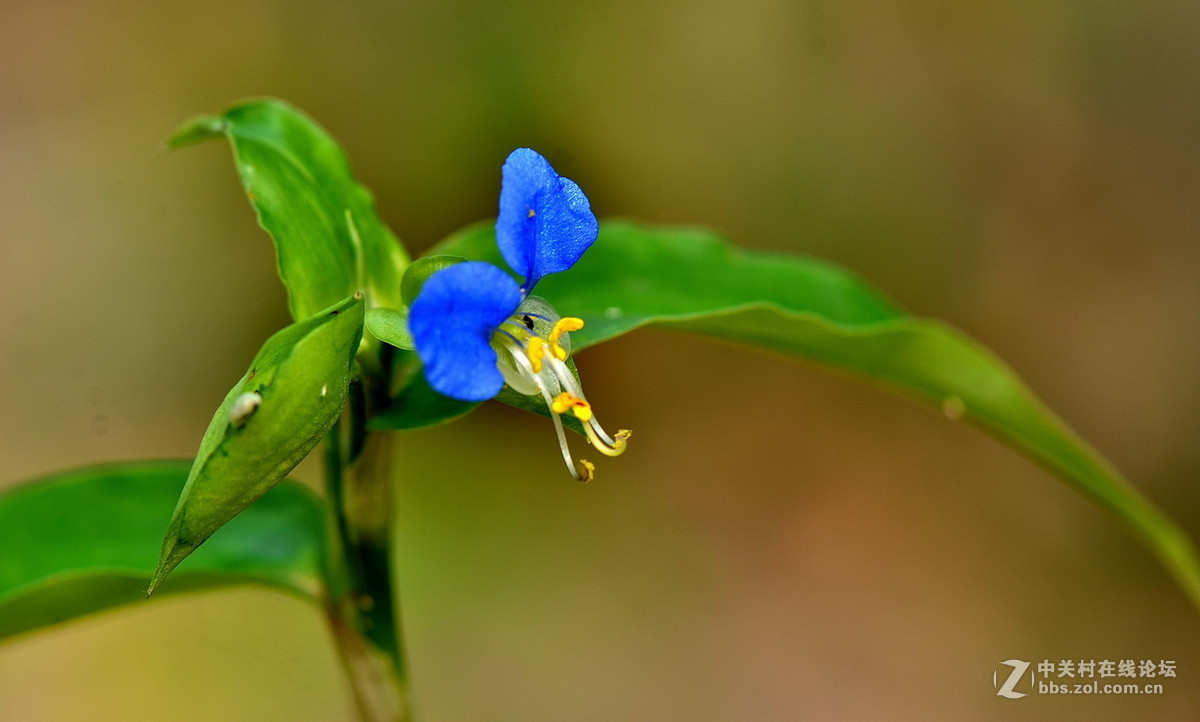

[323,383,411,721]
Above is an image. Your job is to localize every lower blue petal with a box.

[408,262,522,401]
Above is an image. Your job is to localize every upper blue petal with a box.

[496,148,599,291]
[408,261,522,402]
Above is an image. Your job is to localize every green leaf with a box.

[169,98,408,320]
[151,295,364,593]
[0,461,327,642]
[366,307,414,350]
[400,255,467,306]
[434,220,1200,609]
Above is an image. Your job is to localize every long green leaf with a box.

[151,295,364,593]
[0,461,327,642]
[169,98,408,320]
[433,220,1200,608]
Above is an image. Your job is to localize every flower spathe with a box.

[408,148,629,480]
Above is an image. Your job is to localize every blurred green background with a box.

[2,1,1198,719]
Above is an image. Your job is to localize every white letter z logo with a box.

[995,659,1030,699]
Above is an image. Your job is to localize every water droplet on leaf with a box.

[942,396,966,420]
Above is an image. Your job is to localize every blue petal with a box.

[408,262,522,402]
[497,148,599,291]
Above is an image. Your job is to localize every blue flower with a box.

[408,148,629,480]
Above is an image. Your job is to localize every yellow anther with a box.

[607,429,631,453]
[550,392,572,414]
[549,317,585,361]
[576,459,595,482]
[526,336,546,373]
[527,208,536,218]
[552,391,593,421]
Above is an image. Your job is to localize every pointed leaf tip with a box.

[146,564,164,597]
[165,114,229,151]
[147,536,188,597]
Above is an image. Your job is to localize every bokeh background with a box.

[2,1,1199,719]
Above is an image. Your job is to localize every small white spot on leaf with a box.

[229,391,262,427]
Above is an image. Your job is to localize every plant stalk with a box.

[323,386,411,721]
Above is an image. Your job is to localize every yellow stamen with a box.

[527,208,536,218]
[549,317,584,361]
[575,459,595,482]
[526,336,546,373]
[552,391,593,421]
